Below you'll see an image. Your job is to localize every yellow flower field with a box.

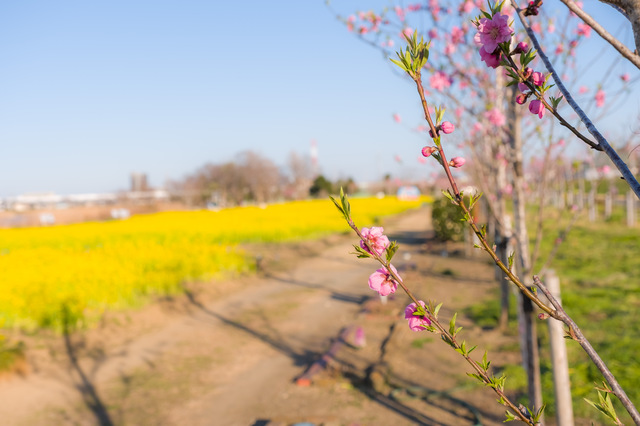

[0,196,428,330]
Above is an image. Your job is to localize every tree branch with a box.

[559,0,640,69]
[598,0,640,55]
[511,0,640,201]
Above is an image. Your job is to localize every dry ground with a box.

[0,206,530,426]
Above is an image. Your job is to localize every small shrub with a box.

[431,196,466,241]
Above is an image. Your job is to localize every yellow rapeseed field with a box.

[0,196,427,330]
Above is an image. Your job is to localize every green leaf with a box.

[352,244,372,259]
[504,410,517,422]
[390,58,407,71]
[441,189,455,203]
[433,302,443,317]
[449,312,458,336]
[329,195,344,216]
[386,241,399,262]
[467,372,484,381]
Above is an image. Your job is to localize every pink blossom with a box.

[516,93,527,105]
[531,22,542,33]
[557,138,565,147]
[418,156,427,164]
[595,89,605,107]
[430,71,452,91]
[449,157,466,168]
[502,184,513,195]
[455,107,463,119]
[600,165,611,175]
[395,5,406,21]
[444,43,456,55]
[548,20,556,33]
[393,113,401,123]
[368,265,400,296]
[576,22,591,37]
[529,99,545,118]
[459,0,475,14]
[472,122,484,134]
[404,301,431,331]
[451,26,465,44]
[402,28,413,39]
[475,12,512,53]
[485,107,506,126]
[579,86,589,94]
[479,48,501,68]
[360,226,390,256]
[428,28,439,39]
[621,73,630,82]
[422,146,437,157]
[555,44,564,55]
[531,71,545,86]
[440,121,455,134]
[518,82,529,93]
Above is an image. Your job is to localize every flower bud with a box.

[421,146,437,157]
[440,121,455,134]
[516,93,527,105]
[528,99,545,118]
[522,67,533,80]
[512,41,528,54]
[449,157,466,168]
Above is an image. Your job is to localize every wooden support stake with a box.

[545,271,575,426]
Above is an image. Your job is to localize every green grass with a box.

[533,215,640,421]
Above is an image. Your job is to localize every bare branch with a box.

[559,0,640,69]
[598,0,640,54]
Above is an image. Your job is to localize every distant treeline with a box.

[166,150,357,207]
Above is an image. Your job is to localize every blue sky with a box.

[0,1,638,196]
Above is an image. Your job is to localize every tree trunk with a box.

[507,92,544,414]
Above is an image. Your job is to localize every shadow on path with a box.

[61,304,114,426]
[183,289,456,425]
[184,289,317,368]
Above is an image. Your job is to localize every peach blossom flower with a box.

[368,265,400,296]
[360,226,390,255]
[404,301,431,331]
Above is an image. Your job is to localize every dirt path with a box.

[0,206,521,425]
